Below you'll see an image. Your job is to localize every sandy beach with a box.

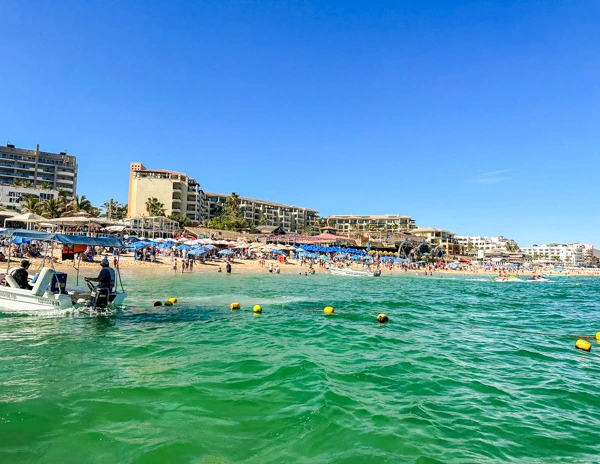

[13,252,599,278]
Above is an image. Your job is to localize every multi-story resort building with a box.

[520,244,585,266]
[127,163,208,223]
[205,193,318,233]
[0,185,58,211]
[455,235,519,253]
[325,215,417,235]
[410,227,461,255]
[0,143,78,196]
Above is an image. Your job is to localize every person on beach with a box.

[173,258,178,272]
[226,262,231,273]
[218,267,222,272]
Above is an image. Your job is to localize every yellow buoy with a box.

[230,302,241,310]
[323,306,334,314]
[596,332,600,342]
[164,301,173,306]
[376,313,389,323]
[575,339,591,352]
[168,298,178,304]
[253,305,262,313]
[576,283,580,286]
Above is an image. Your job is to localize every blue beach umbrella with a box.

[12,237,31,245]
[127,241,148,250]
[217,249,233,256]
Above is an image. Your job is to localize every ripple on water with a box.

[1,273,600,462]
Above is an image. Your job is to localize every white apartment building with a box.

[0,143,78,195]
[325,215,417,234]
[205,192,318,233]
[0,185,58,211]
[569,243,594,257]
[127,163,208,223]
[456,235,519,253]
[520,244,585,266]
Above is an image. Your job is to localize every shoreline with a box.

[13,254,597,278]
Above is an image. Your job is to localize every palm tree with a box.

[103,198,119,220]
[168,213,192,228]
[225,192,241,216]
[40,181,51,190]
[41,198,63,218]
[145,197,165,216]
[22,196,42,214]
[88,206,101,217]
[65,194,93,214]
[116,203,128,219]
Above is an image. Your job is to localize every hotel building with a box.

[325,215,417,234]
[205,193,318,233]
[0,143,77,195]
[127,163,208,223]
[520,244,585,266]
[455,235,519,253]
[0,185,58,211]
[410,227,461,255]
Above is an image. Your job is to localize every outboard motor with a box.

[90,287,110,310]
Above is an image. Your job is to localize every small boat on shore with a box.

[329,267,381,277]
[0,229,127,314]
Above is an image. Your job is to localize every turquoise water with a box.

[1,271,600,463]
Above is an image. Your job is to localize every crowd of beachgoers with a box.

[2,236,599,277]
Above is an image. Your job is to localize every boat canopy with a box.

[0,229,124,248]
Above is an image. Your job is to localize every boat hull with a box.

[329,268,380,277]
[0,289,74,313]
[0,288,128,314]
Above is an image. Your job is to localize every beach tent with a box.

[4,212,46,230]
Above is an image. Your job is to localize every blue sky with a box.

[1,0,598,246]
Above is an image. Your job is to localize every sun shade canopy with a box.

[0,229,124,248]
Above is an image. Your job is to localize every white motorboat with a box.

[0,229,127,314]
[329,267,381,277]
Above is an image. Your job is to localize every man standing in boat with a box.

[84,257,115,291]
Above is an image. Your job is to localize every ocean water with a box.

[1,270,600,463]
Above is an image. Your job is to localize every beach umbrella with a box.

[12,237,31,244]
[217,249,233,256]
[128,241,148,250]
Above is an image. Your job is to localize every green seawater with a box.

[1,270,600,463]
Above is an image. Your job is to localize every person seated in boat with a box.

[8,259,33,290]
[85,257,115,291]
